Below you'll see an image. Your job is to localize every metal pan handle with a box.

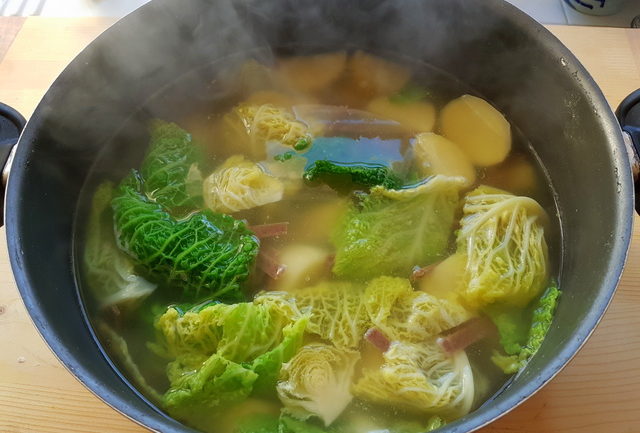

[0,103,26,227]
[616,90,640,213]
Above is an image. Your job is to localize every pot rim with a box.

[3,0,635,432]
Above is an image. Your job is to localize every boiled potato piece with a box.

[273,244,331,292]
[278,52,347,94]
[290,198,349,243]
[212,113,260,159]
[237,59,282,94]
[246,90,297,107]
[413,133,476,186]
[419,253,467,302]
[440,94,511,167]
[367,97,436,133]
[349,51,411,98]
[484,153,538,196]
[359,340,385,372]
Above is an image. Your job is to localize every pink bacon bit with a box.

[325,254,336,273]
[437,317,497,354]
[257,247,287,280]
[365,328,391,352]
[249,222,289,239]
[410,262,439,283]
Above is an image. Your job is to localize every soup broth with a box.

[76,51,560,433]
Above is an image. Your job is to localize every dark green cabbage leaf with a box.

[303,160,402,193]
[112,172,259,302]
[141,120,203,211]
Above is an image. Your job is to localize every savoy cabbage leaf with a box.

[353,341,474,418]
[151,298,308,423]
[112,172,259,303]
[456,185,549,309]
[163,353,258,425]
[332,175,466,279]
[277,343,359,426]
[83,181,156,311]
[141,120,203,211]
[255,281,370,350]
[491,283,560,374]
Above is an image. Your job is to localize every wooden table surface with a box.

[1,17,640,433]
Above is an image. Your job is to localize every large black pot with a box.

[1,0,637,431]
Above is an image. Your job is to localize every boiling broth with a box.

[75,51,560,433]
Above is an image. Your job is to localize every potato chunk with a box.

[413,133,476,186]
[349,51,411,98]
[484,153,539,196]
[419,253,467,302]
[367,97,436,133]
[440,94,511,167]
[273,244,331,292]
[278,52,347,94]
[246,90,297,107]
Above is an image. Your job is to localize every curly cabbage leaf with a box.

[353,341,474,418]
[364,276,472,342]
[225,103,314,156]
[250,316,309,395]
[203,155,284,213]
[491,284,560,374]
[236,103,313,148]
[150,296,303,362]
[216,302,295,362]
[253,291,308,320]
[457,186,549,309]
[141,119,202,210]
[163,353,258,424]
[303,160,402,193]
[148,305,224,359]
[484,305,529,356]
[112,174,259,302]
[332,175,466,279]
[278,343,360,426]
[155,298,308,423]
[273,281,369,349]
[83,182,156,311]
[364,276,414,324]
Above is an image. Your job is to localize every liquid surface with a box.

[75,51,560,433]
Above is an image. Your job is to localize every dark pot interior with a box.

[5,0,633,432]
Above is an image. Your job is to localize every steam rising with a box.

[30,0,588,262]
[13,3,623,432]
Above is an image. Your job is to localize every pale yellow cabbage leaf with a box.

[457,186,549,308]
[257,282,369,350]
[365,276,472,342]
[235,103,313,149]
[203,155,284,213]
[277,343,360,426]
[353,341,474,418]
